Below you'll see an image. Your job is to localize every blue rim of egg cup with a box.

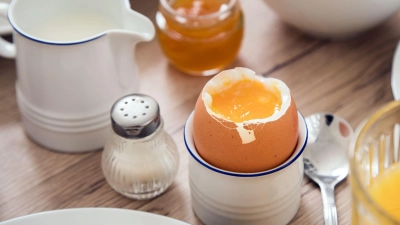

[184,111,308,177]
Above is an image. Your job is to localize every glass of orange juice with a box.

[156,0,243,76]
[349,100,400,225]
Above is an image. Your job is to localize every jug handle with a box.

[0,2,16,59]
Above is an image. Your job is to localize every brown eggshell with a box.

[192,95,298,173]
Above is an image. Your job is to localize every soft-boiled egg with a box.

[192,67,298,173]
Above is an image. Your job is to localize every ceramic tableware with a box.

[184,111,308,225]
[0,0,12,36]
[0,0,155,152]
[262,0,400,39]
[0,208,189,225]
[391,41,400,100]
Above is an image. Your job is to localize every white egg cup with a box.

[184,111,308,225]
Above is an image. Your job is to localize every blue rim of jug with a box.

[7,15,104,46]
[183,111,308,177]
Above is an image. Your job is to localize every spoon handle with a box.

[320,184,338,225]
[323,203,338,225]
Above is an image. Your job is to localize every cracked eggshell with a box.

[192,68,298,173]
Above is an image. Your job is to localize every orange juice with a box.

[367,164,400,222]
[156,0,243,76]
[349,100,400,225]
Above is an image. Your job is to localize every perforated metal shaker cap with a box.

[110,94,161,139]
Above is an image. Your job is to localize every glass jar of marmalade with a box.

[156,0,244,76]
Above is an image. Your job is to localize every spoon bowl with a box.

[304,113,353,225]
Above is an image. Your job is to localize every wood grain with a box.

[0,0,398,224]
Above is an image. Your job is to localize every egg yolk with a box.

[210,79,282,123]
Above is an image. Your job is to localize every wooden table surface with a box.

[0,0,398,224]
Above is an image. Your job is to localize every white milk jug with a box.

[0,0,12,35]
[0,0,155,152]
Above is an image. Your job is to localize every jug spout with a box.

[121,6,155,42]
[106,7,154,91]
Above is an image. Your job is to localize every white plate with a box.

[392,41,400,100]
[0,208,191,225]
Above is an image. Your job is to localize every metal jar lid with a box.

[110,94,161,139]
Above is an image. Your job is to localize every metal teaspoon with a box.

[303,113,354,225]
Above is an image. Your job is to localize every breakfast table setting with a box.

[1,0,400,224]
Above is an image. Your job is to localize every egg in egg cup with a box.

[184,68,308,225]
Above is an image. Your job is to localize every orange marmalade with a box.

[156,0,243,76]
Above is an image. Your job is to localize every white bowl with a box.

[184,111,308,225]
[391,41,400,100]
[263,0,400,39]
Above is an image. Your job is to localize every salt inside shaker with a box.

[102,94,179,200]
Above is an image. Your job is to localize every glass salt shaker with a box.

[102,94,179,200]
